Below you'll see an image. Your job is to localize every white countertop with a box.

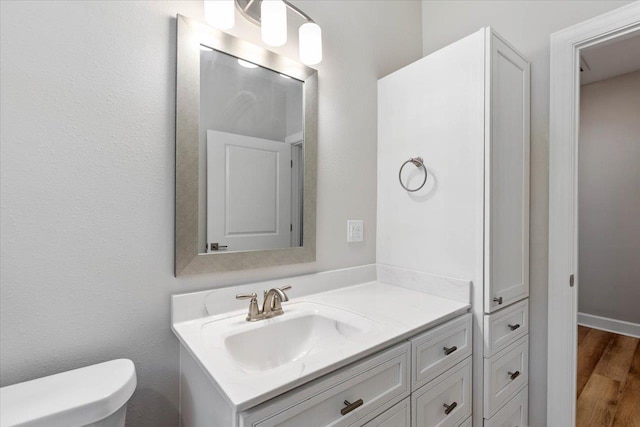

[172,280,470,411]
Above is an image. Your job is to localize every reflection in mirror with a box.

[198,46,304,254]
[175,14,317,276]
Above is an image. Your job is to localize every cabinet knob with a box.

[443,346,458,355]
[443,401,457,415]
[508,370,521,380]
[508,323,521,331]
[340,399,363,416]
[493,297,503,305]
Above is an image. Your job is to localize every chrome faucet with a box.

[236,286,291,322]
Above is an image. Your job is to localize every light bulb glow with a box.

[238,59,259,69]
[261,0,287,47]
[204,0,235,30]
[299,22,322,65]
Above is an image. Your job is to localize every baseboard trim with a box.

[578,312,640,338]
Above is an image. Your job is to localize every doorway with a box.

[548,2,640,426]
[575,33,640,426]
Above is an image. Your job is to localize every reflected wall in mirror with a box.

[176,15,317,276]
[199,47,304,254]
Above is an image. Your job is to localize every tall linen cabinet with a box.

[377,28,530,426]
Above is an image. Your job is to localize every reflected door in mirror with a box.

[199,47,304,254]
[207,130,294,252]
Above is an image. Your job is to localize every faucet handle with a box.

[236,293,262,322]
[236,293,257,300]
[280,285,292,292]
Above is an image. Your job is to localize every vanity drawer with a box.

[483,299,528,357]
[411,313,472,390]
[243,343,410,427]
[483,336,528,418]
[484,385,527,427]
[411,357,472,427]
[362,398,410,427]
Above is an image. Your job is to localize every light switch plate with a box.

[347,220,364,242]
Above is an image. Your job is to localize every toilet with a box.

[0,359,136,427]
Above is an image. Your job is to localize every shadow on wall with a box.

[128,387,178,426]
[408,169,438,203]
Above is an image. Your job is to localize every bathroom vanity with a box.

[173,14,530,426]
[172,265,472,426]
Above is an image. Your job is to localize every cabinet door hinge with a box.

[570,274,575,287]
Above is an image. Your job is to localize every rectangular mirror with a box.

[176,15,317,276]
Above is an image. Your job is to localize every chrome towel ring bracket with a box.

[399,157,428,192]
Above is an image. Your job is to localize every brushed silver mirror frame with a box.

[175,14,317,276]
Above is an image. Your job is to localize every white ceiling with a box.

[580,31,640,85]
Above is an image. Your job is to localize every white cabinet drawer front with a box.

[483,336,528,418]
[484,386,527,427]
[483,299,528,357]
[362,398,410,427]
[458,417,471,427]
[412,357,472,427]
[411,314,472,390]
[248,344,410,427]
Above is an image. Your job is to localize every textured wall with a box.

[0,1,422,425]
[579,70,640,324]
[420,1,632,425]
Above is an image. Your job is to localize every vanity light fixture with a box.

[203,0,323,66]
[260,0,287,47]
[298,21,322,65]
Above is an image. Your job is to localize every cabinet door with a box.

[484,30,531,313]
[483,336,528,418]
[411,314,472,390]
[362,398,410,427]
[412,357,472,427]
[484,386,527,427]
[242,344,410,427]
[483,299,528,357]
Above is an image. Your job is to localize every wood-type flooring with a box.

[576,326,640,427]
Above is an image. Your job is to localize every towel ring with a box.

[399,157,427,192]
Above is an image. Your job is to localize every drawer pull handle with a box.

[443,345,458,355]
[508,323,521,331]
[493,297,503,305]
[508,370,520,380]
[443,401,457,415]
[341,399,363,416]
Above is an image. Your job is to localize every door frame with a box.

[547,2,640,425]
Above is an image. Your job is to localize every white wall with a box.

[578,70,640,324]
[0,1,422,425]
[420,1,632,424]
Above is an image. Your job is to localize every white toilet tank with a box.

[0,359,136,427]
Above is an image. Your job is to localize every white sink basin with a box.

[201,301,377,373]
[172,281,472,410]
